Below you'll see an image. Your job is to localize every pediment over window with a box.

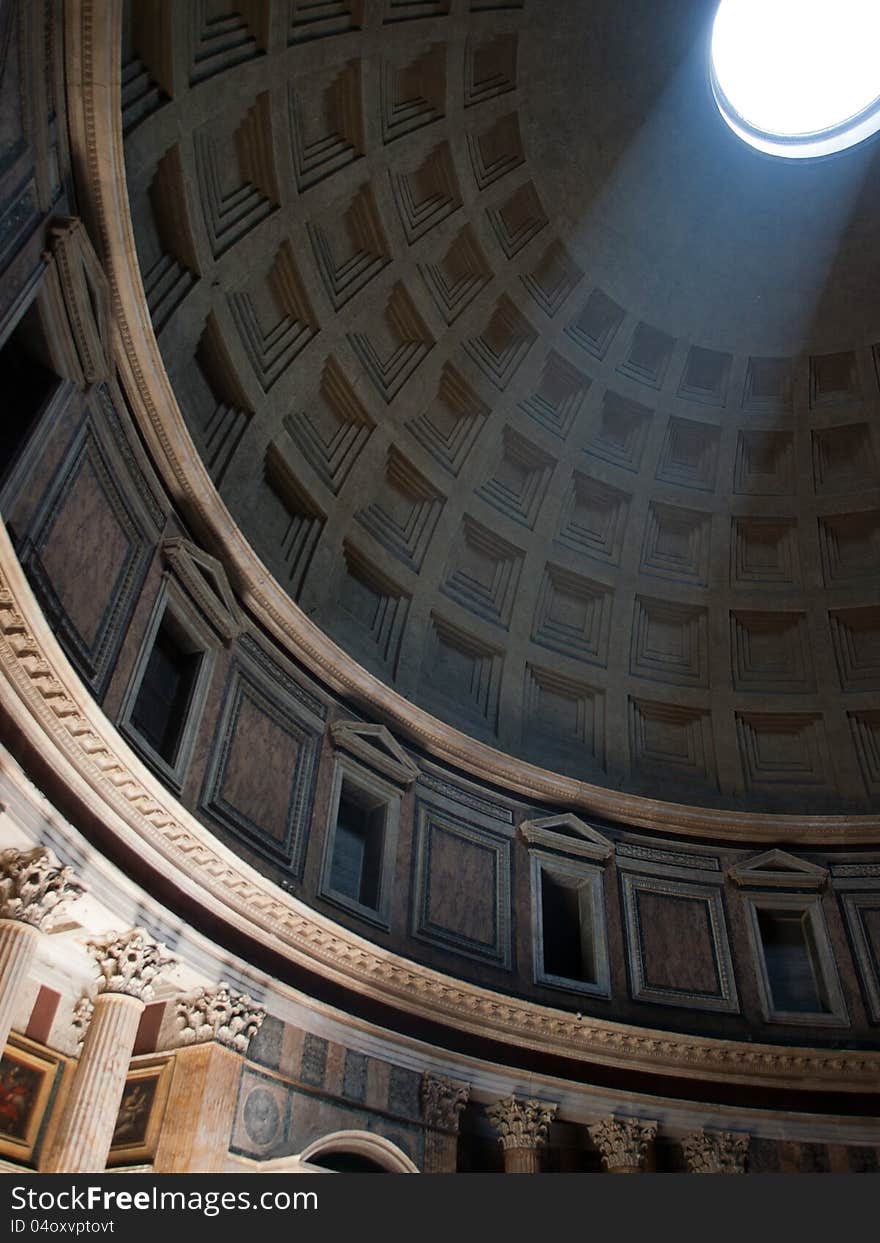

[44,216,113,386]
[519,813,614,862]
[161,537,244,642]
[727,848,828,890]
[329,720,419,786]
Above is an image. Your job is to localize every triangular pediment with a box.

[161,537,244,642]
[728,848,828,889]
[47,217,113,386]
[519,813,614,862]
[330,720,419,785]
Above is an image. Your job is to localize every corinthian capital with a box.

[0,847,85,929]
[421,1074,470,1131]
[589,1116,658,1171]
[88,928,176,1001]
[487,1096,558,1151]
[682,1130,749,1174]
[174,983,266,1054]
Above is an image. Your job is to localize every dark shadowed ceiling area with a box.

[123,0,880,815]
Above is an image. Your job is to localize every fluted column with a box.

[682,1130,749,1174]
[589,1116,658,1173]
[421,1074,470,1173]
[0,848,85,1052]
[153,984,265,1172]
[44,929,175,1173]
[487,1095,558,1173]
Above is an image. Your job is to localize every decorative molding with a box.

[682,1129,749,1174]
[728,849,828,890]
[175,983,266,1054]
[486,1096,556,1150]
[519,814,613,862]
[420,1073,469,1132]
[329,719,419,786]
[589,1116,657,1172]
[160,537,244,643]
[0,846,85,928]
[48,216,112,385]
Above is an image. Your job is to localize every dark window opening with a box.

[328,784,386,911]
[540,870,597,985]
[130,612,202,765]
[757,908,827,1014]
[309,1151,389,1174]
[0,305,61,483]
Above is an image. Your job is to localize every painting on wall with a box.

[0,1039,64,1165]
[106,1058,172,1167]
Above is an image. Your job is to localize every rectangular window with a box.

[540,870,598,985]
[756,908,826,1014]
[320,758,401,929]
[0,305,62,489]
[744,894,848,1026]
[328,785,387,910]
[119,582,216,790]
[530,853,610,998]
[130,613,203,766]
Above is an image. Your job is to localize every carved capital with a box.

[682,1130,749,1174]
[88,928,176,1001]
[0,847,85,930]
[421,1074,470,1132]
[589,1117,658,1171]
[174,983,266,1054]
[487,1096,557,1151]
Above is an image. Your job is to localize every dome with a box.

[119,0,880,819]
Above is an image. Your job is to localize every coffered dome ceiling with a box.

[122,0,880,815]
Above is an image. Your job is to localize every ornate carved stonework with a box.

[88,928,176,1000]
[421,1074,470,1131]
[487,1096,558,1150]
[682,1130,749,1174]
[71,994,95,1049]
[0,847,85,929]
[589,1117,658,1171]
[175,983,266,1054]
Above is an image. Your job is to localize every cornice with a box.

[2,534,880,1093]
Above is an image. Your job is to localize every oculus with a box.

[711,0,880,158]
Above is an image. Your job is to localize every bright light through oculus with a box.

[711,0,880,158]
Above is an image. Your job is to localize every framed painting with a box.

[106,1057,172,1167]
[0,1037,66,1165]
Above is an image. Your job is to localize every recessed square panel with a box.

[411,802,512,968]
[620,872,738,1011]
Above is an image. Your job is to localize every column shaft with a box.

[44,993,143,1173]
[0,919,40,1053]
[424,1130,459,1174]
[503,1147,541,1174]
